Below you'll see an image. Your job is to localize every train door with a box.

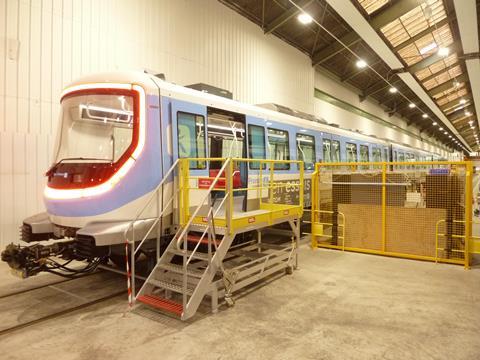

[206,108,247,208]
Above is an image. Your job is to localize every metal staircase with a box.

[125,157,304,320]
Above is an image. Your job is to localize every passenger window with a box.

[323,139,331,163]
[372,148,381,162]
[267,128,290,170]
[346,143,357,162]
[177,112,206,169]
[297,134,315,170]
[360,145,369,162]
[383,148,388,162]
[332,140,340,162]
[248,125,266,170]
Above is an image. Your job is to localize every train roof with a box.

[66,70,440,155]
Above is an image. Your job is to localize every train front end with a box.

[1,72,163,277]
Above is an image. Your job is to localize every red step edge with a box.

[187,234,221,246]
[137,294,183,316]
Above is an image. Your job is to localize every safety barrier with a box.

[311,161,473,267]
[179,157,304,234]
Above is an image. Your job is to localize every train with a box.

[1,70,450,278]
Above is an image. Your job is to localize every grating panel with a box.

[311,161,472,266]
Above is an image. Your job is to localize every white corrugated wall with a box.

[0,0,315,246]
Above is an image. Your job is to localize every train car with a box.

[0,70,445,278]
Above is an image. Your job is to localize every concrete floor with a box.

[0,245,479,360]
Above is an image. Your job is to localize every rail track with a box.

[0,271,127,336]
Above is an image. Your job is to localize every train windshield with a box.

[55,94,134,163]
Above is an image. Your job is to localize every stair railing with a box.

[173,158,233,309]
[123,159,180,303]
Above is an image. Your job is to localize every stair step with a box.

[187,234,222,246]
[148,278,195,295]
[137,294,183,316]
[169,248,210,261]
[159,263,205,278]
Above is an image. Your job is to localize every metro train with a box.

[1,70,447,278]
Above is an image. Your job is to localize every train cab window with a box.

[372,147,381,162]
[267,128,290,170]
[177,112,206,169]
[248,125,266,169]
[346,143,357,162]
[332,140,340,162]
[296,134,315,170]
[323,139,331,163]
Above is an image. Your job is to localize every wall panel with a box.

[0,0,314,246]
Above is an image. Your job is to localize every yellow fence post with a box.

[311,163,319,249]
[382,162,387,252]
[227,158,234,234]
[465,161,473,269]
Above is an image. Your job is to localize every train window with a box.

[332,140,340,162]
[372,148,381,162]
[393,150,397,162]
[296,134,315,170]
[322,139,331,163]
[360,145,369,162]
[177,112,206,169]
[346,143,357,162]
[248,124,266,169]
[267,128,290,170]
[383,148,388,162]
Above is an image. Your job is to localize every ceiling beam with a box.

[439,95,472,112]
[428,74,468,97]
[393,17,452,52]
[360,78,402,100]
[408,45,459,74]
[264,0,315,35]
[312,0,419,66]
[418,62,461,85]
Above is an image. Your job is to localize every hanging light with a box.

[409,103,416,108]
[297,13,313,24]
[356,59,367,68]
[389,87,398,94]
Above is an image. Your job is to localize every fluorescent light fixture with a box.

[298,13,313,24]
[438,47,450,57]
[389,87,398,93]
[356,59,367,68]
[422,114,428,118]
[420,42,437,55]
[409,103,416,108]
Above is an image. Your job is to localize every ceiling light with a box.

[439,127,444,130]
[460,99,467,105]
[409,103,416,108]
[419,42,437,55]
[454,80,460,87]
[449,135,452,138]
[356,59,367,68]
[297,13,313,24]
[422,114,428,118]
[432,122,437,125]
[389,87,397,93]
[465,111,472,116]
[444,132,448,135]
[469,120,474,124]
[438,47,449,57]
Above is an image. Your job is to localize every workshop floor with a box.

[0,245,479,360]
